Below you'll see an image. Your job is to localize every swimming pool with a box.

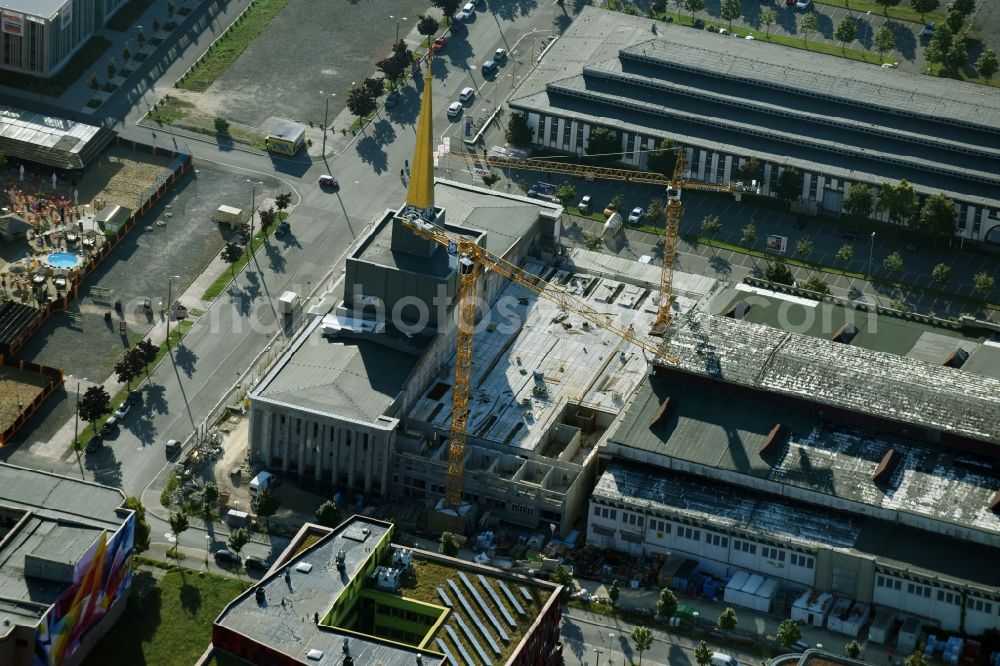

[46,252,80,269]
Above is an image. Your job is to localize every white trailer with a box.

[278,291,300,315]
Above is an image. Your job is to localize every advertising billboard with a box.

[2,10,23,36]
[765,234,788,254]
[61,1,73,29]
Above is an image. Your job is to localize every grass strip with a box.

[813,0,946,25]
[147,96,196,124]
[2,37,110,96]
[201,212,288,301]
[177,0,292,92]
[106,0,154,31]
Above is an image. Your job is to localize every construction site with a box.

[246,38,1000,646]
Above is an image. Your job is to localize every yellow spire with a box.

[406,51,435,216]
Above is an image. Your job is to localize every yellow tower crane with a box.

[400,215,678,509]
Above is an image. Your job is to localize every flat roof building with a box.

[210,516,563,665]
[0,0,128,77]
[0,463,136,666]
[508,7,1000,243]
[0,106,114,169]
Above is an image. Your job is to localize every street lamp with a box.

[593,648,604,666]
[319,91,336,155]
[692,610,700,638]
[389,15,407,43]
[166,275,180,346]
[868,231,876,278]
[609,633,617,666]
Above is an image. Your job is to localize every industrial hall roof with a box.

[0,106,114,170]
[509,7,1000,205]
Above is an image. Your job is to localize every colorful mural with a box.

[34,514,135,666]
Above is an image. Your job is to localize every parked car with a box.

[384,90,399,108]
[86,436,103,454]
[214,549,240,566]
[165,438,181,457]
[919,23,934,44]
[785,0,796,5]
[113,402,130,419]
[493,48,508,64]
[482,60,498,77]
[627,207,643,224]
[432,36,447,52]
[459,86,475,103]
[447,101,463,118]
[244,555,270,572]
[318,175,339,189]
[461,1,475,16]
[578,195,592,213]
[795,0,812,8]
[100,416,118,436]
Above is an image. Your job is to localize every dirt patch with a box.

[79,148,175,212]
[0,366,50,434]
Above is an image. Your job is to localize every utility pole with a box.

[74,381,80,451]
[166,275,180,347]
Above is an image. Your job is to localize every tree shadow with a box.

[490,0,540,22]
[144,382,169,415]
[855,16,874,50]
[356,135,388,174]
[814,11,834,38]
[265,241,286,274]
[386,86,420,125]
[888,20,917,60]
[179,580,202,616]
[127,412,157,446]
[709,253,732,277]
[777,7,798,35]
[372,118,397,146]
[83,445,123,492]
[173,342,198,379]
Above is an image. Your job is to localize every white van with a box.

[249,470,276,496]
[711,653,739,666]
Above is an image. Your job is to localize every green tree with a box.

[874,24,896,61]
[701,215,722,253]
[925,23,953,65]
[774,167,802,204]
[153,18,161,32]
[695,641,713,666]
[167,0,175,19]
[114,348,144,390]
[275,192,292,211]
[945,8,964,33]
[657,587,679,617]
[765,259,795,285]
[168,511,188,558]
[346,84,376,123]
[609,194,625,213]
[609,579,620,604]
[877,180,917,226]
[736,156,763,183]
[683,0,705,22]
[846,640,863,659]
[945,39,968,71]
[932,263,951,285]
[213,116,230,135]
[122,45,132,62]
[228,527,249,560]
[505,113,534,147]
[836,243,855,266]
[586,127,621,165]
[973,272,995,296]
[136,338,159,380]
[761,8,777,37]
[376,40,412,84]
[124,496,151,553]
[632,626,654,665]
[883,251,904,275]
[203,481,219,516]
[776,618,803,648]
[551,564,574,587]
[89,73,100,89]
[439,531,460,556]
[740,223,758,249]
[799,12,819,45]
[905,652,929,666]
[417,15,440,45]
[433,0,461,21]
[259,207,277,231]
[482,172,501,189]
[254,489,281,529]
[911,0,939,19]
[718,607,738,631]
[976,49,998,81]
[874,0,902,15]
[803,275,829,295]
[79,385,111,437]
[843,183,874,226]
[555,181,577,206]
[949,0,975,15]
[315,500,340,527]
[915,193,957,242]
[720,0,741,29]
[646,138,677,177]
[834,16,858,52]
[362,76,385,99]
[221,242,244,275]
[795,236,814,262]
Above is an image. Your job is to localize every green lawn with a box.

[2,37,110,96]
[814,0,946,25]
[201,213,288,301]
[83,563,245,666]
[147,96,196,124]
[177,0,293,92]
[106,0,154,31]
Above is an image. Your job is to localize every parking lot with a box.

[192,0,434,128]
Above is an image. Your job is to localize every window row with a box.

[593,505,617,521]
[790,553,814,569]
[762,546,785,562]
